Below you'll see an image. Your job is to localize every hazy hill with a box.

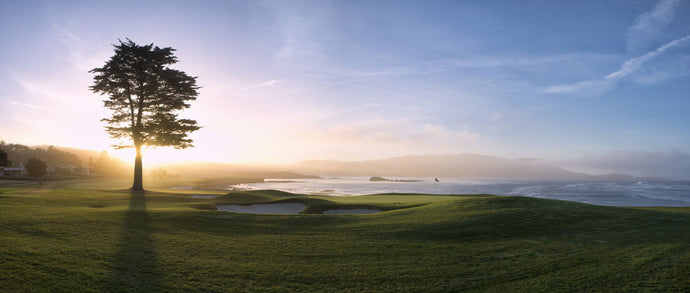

[288,154,668,181]
[39,145,103,165]
[159,162,319,179]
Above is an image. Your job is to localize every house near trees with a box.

[0,164,94,178]
[1,166,27,177]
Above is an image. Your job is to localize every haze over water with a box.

[234,177,690,207]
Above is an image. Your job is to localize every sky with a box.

[1,0,690,179]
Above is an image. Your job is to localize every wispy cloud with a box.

[261,79,283,87]
[8,100,58,112]
[607,35,690,80]
[545,0,688,96]
[271,3,330,67]
[545,35,690,94]
[335,54,609,79]
[631,55,690,84]
[544,79,614,95]
[626,0,681,53]
[15,78,76,105]
[452,55,576,69]
[21,103,58,112]
[56,29,111,72]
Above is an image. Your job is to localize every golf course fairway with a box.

[1,179,689,292]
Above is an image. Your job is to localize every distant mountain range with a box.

[285,154,672,181]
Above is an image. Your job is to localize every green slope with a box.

[0,180,688,291]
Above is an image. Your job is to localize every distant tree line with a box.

[1,142,80,169]
[0,141,128,177]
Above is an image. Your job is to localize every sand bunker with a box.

[323,209,382,215]
[217,203,306,215]
[190,194,222,199]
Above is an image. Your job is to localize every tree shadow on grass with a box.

[106,191,165,291]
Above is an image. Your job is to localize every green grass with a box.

[1,179,689,292]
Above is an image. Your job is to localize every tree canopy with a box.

[0,148,10,168]
[90,39,200,191]
[25,157,47,183]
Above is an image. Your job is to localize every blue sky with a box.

[1,0,690,179]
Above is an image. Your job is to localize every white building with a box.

[2,166,27,177]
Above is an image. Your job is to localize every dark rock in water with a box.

[370,176,387,181]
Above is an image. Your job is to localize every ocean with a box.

[231,177,690,207]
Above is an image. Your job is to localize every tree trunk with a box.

[132,144,144,191]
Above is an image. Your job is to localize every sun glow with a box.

[107,147,208,167]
